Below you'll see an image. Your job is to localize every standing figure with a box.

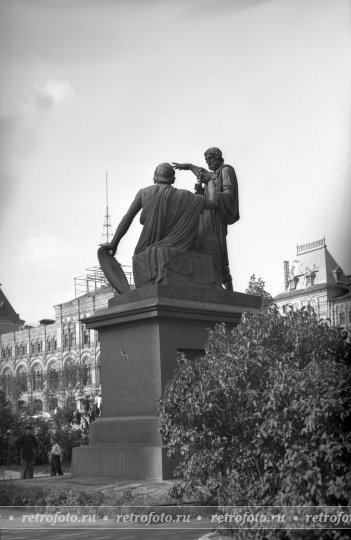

[83,395,90,416]
[96,393,102,416]
[75,410,82,426]
[49,437,63,476]
[173,147,239,290]
[15,425,38,479]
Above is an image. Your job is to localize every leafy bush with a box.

[159,306,351,516]
[52,424,89,464]
[0,410,88,466]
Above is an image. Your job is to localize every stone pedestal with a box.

[71,285,260,480]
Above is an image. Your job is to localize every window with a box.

[64,333,69,349]
[33,399,43,415]
[2,369,12,393]
[69,329,75,348]
[47,338,51,352]
[17,366,28,392]
[339,312,345,326]
[32,366,43,391]
[47,363,60,391]
[53,337,57,351]
[18,400,26,412]
[49,397,58,411]
[83,329,90,347]
[289,277,298,290]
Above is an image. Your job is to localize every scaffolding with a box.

[74,265,133,298]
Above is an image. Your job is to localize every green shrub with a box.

[159,306,351,518]
[1,412,89,466]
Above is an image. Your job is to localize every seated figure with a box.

[101,163,221,288]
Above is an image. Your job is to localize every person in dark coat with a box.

[15,426,38,479]
[75,410,82,425]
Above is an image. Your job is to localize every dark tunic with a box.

[15,434,38,460]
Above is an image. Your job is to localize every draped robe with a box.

[133,184,206,287]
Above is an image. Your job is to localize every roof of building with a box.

[275,238,349,302]
[0,286,24,335]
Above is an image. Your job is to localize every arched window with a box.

[69,327,75,348]
[32,365,43,391]
[53,337,57,351]
[49,397,58,411]
[18,400,26,412]
[17,365,28,392]
[47,362,60,391]
[33,399,43,415]
[64,333,69,349]
[2,368,12,393]
[47,338,52,352]
[83,328,90,347]
[37,341,42,353]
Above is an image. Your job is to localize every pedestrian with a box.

[84,395,90,415]
[49,437,63,476]
[75,410,82,425]
[15,425,38,479]
[96,393,102,416]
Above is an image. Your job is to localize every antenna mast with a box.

[100,171,114,244]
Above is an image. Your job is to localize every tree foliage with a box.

[246,273,274,308]
[0,372,27,405]
[0,410,88,466]
[159,306,351,518]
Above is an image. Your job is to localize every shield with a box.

[97,246,130,294]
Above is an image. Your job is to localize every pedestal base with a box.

[71,285,260,479]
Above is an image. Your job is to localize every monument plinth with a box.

[71,285,261,480]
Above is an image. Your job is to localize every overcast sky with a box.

[0,0,350,325]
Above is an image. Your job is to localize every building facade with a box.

[274,238,351,332]
[0,286,115,414]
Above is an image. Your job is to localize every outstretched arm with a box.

[172,162,215,185]
[101,191,142,256]
[172,162,201,177]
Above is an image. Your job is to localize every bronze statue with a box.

[173,147,239,290]
[100,163,220,288]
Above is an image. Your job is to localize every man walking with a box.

[15,426,38,479]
